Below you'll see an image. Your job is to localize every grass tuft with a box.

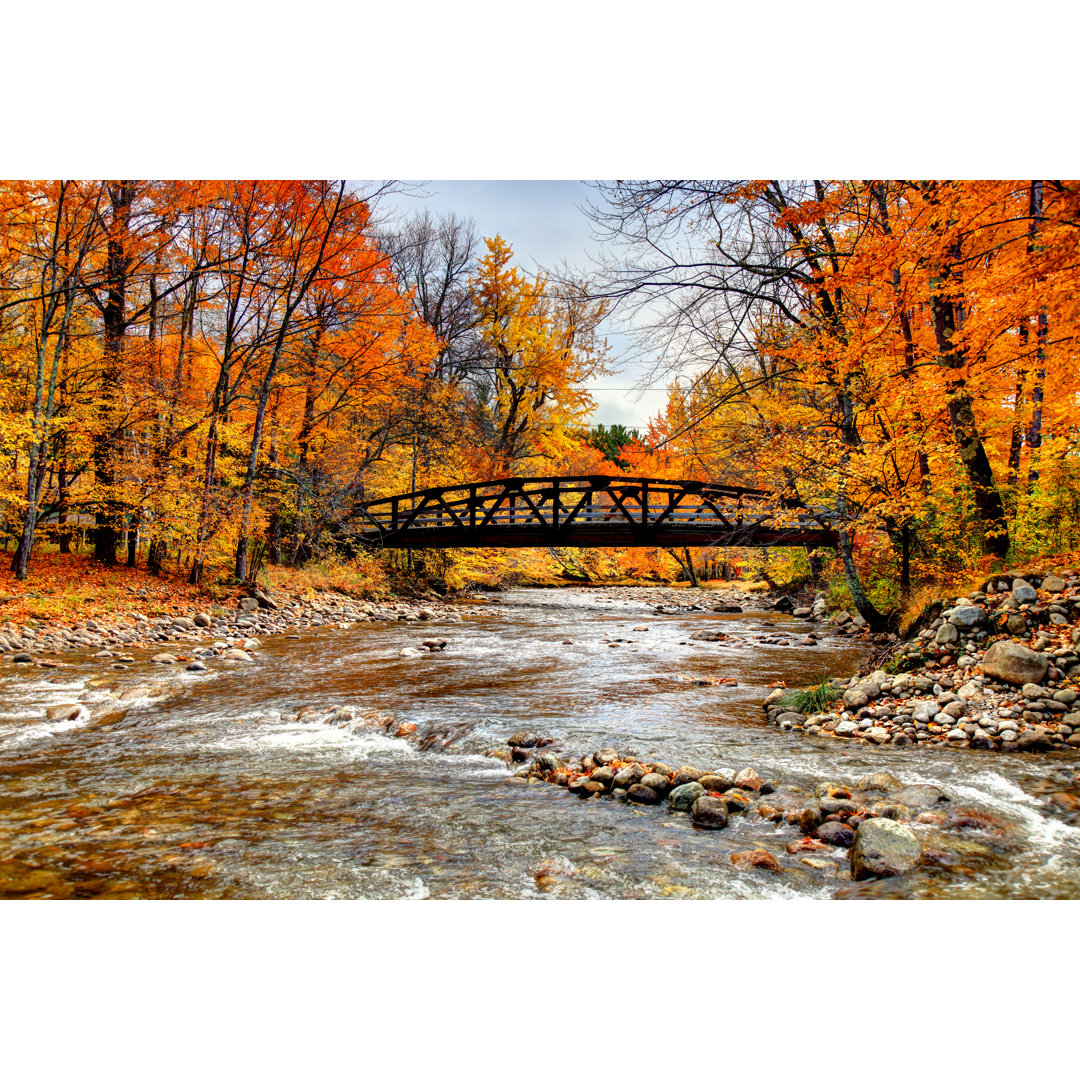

[777,677,841,715]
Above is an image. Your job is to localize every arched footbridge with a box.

[357,476,838,550]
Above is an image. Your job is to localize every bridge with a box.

[356,476,838,550]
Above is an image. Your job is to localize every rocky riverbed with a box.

[763,569,1080,754]
[1,584,1077,898]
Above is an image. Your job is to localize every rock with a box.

[222,648,254,662]
[775,711,805,725]
[193,613,212,627]
[399,647,424,658]
[981,640,1049,686]
[1018,729,1055,752]
[1012,580,1038,604]
[672,766,705,787]
[792,607,814,618]
[186,661,207,672]
[864,726,891,744]
[734,767,762,792]
[238,597,260,613]
[730,848,781,870]
[935,623,959,644]
[843,689,869,709]
[948,606,985,628]
[626,783,660,805]
[763,688,787,708]
[151,653,178,663]
[45,703,82,721]
[773,596,794,613]
[834,720,859,737]
[1042,574,1067,593]
[717,789,755,813]
[590,766,615,789]
[613,763,645,788]
[699,771,736,791]
[691,796,729,829]
[640,772,671,797]
[507,731,539,748]
[689,629,729,641]
[886,785,949,810]
[12,652,33,664]
[668,782,707,811]
[420,638,447,651]
[253,588,279,610]
[850,818,923,880]
[535,752,564,773]
[815,821,855,847]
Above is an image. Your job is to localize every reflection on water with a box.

[0,588,1077,899]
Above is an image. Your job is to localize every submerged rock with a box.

[730,848,781,870]
[691,796,729,829]
[668,782,706,811]
[849,819,922,880]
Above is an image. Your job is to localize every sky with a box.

[378,180,669,431]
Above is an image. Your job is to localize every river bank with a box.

[763,567,1080,755]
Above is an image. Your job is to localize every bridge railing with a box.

[357,475,824,538]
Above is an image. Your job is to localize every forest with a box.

[1,180,1078,626]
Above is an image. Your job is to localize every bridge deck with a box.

[357,476,837,550]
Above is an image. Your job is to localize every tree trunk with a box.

[94,181,135,566]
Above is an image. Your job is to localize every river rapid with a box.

[1,587,1077,899]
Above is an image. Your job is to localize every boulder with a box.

[1042,574,1067,594]
[948,606,985,628]
[981,640,1049,686]
[237,597,260,613]
[1011,581,1038,605]
[850,819,923,880]
[639,772,671,797]
[700,771,736,791]
[691,796,729,829]
[222,648,254,662]
[626,783,660,805]
[734,767,762,792]
[151,653,178,664]
[815,821,855,847]
[45,703,82,722]
[730,848,781,870]
[672,766,705,787]
[935,623,959,644]
[613,763,645,788]
[668,782,706,811]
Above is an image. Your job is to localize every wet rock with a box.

[420,638,447,651]
[888,785,949,809]
[855,772,904,793]
[45,703,82,721]
[668,781,707,811]
[871,802,912,821]
[536,752,564,773]
[508,731,539,748]
[672,766,705,787]
[792,803,823,835]
[691,796,729,829]
[850,818,922,880]
[815,821,855,847]
[1018,729,1055,752]
[689,629,729,641]
[775,711,805,725]
[590,766,615,789]
[186,661,207,672]
[730,848,781,871]
[734,767,762,792]
[981,640,1049,686]
[399,647,424,658]
[640,772,671,797]
[626,783,660,805]
[786,836,828,854]
[12,652,34,664]
[613,763,646,788]
[820,797,858,816]
[699,772,736,792]
[151,653,178,664]
[222,648,254,662]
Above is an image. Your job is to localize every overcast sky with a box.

[378,180,669,431]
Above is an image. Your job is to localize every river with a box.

[1,587,1077,899]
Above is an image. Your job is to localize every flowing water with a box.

[1,588,1077,899]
